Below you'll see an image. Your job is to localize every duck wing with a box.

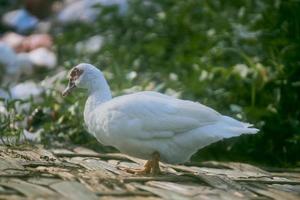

[100,91,222,140]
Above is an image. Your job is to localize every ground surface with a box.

[0,145,299,200]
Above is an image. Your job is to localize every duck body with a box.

[84,90,258,164]
[63,63,258,166]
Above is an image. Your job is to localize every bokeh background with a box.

[0,0,299,167]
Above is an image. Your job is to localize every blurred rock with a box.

[10,81,43,100]
[15,53,34,75]
[0,32,25,51]
[1,32,53,52]
[23,129,41,142]
[75,35,103,54]
[0,89,10,100]
[28,47,57,69]
[0,42,33,84]
[0,129,41,145]
[21,34,53,52]
[0,81,42,116]
[2,9,39,33]
[57,0,127,24]
[0,42,17,71]
[35,21,52,33]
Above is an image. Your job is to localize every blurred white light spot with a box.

[126,71,137,80]
[157,12,166,20]
[199,70,208,81]
[207,29,216,37]
[233,64,249,78]
[169,73,178,81]
[230,104,242,113]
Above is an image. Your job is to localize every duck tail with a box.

[219,115,259,137]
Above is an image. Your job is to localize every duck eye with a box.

[69,68,83,81]
[70,68,78,76]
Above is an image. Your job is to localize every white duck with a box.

[62,63,259,174]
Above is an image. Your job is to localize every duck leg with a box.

[125,160,152,175]
[124,151,161,175]
[150,151,161,175]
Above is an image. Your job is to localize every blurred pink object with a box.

[1,32,53,52]
[1,32,25,51]
[20,34,53,52]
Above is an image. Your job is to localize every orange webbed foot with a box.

[120,151,161,176]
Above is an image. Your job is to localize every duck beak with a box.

[62,79,76,97]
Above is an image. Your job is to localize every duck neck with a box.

[84,75,112,124]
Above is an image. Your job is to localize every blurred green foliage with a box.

[1,0,299,166]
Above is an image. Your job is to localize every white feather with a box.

[73,63,259,164]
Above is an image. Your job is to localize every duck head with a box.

[62,63,102,96]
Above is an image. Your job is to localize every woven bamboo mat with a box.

[0,145,299,200]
